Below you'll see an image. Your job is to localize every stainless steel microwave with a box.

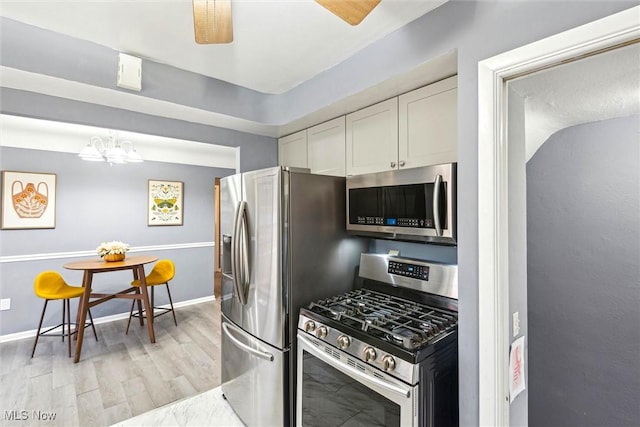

[346,163,457,245]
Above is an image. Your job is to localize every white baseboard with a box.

[0,295,216,343]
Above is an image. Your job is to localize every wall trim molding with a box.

[477,6,639,426]
[0,295,215,343]
[0,241,215,264]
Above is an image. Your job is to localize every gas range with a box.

[296,253,459,426]
[297,253,458,385]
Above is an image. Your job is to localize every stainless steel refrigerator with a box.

[220,166,366,426]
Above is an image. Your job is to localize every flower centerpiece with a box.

[97,241,130,262]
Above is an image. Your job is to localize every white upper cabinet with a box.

[346,98,399,176]
[278,130,308,168]
[307,117,346,176]
[399,76,457,169]
[281,76,458,177]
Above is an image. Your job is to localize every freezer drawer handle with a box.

[223,322,274,362]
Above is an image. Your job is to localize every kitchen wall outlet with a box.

[512,311,520,337]
[0,298,10,311]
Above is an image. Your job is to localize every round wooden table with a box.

[64,255,158,363]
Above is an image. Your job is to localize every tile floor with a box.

[110,386,243,427]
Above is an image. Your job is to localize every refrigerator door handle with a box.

[238,201,250,305]
[239,201,250,304]
[222,322,274,362]
[231,201,248,305]
[230,202,239,295]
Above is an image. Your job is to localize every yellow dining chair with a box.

[126,259,177,334]
[31,271,97,358]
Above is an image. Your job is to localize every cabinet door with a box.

[399,76,457,169]
[278,130,308,168]
[307,117,346,176]
[346,98,398,176]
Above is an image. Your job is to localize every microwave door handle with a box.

[433,174,443,237]
[298,334,410,398]
[222,322,274,361]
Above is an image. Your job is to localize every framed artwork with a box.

[1,171,57,229]
[148,180,183,226]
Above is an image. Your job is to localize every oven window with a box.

[300,350,401,427]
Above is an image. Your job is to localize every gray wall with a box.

[2,1,638,424]
[0,147,236,335]
[0,17,273,124]
[526,116,640,426]
[0,88,278,173]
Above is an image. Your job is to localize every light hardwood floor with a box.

[0,300,222,427]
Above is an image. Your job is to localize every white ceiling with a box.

[1,1,636,145]
[0,0,447,94]
[509,42,640,161]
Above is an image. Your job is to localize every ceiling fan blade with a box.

[315,0,381,26]
[193,0,233,44]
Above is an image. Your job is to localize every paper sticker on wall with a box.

[509,335,526,403]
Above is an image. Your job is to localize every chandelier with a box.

[78,133,143,164]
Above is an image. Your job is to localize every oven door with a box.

[296,333,417,427]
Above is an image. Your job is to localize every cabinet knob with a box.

[390,161,396,168]
[399,160,405,167]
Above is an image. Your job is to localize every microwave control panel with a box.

[355,216,433,228]
[388,260,430,281]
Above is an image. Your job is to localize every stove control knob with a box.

[382,355,396,372]
[337,335,351,350]
[316,326,328,339]
[363,347,377,362]
[304,320,316,333]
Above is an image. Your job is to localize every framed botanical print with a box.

[148,180,183,226]
[1,171,57,229]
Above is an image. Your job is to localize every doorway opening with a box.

[477,7,639,425]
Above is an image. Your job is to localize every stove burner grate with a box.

[307,288,457,351]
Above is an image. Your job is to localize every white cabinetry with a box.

[278,130,308,168]
[281,76,457,177]
[398,76,457,169]
[345,98,399,176]
[307,117,346,176]
[344,77,457,176]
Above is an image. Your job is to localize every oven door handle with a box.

[298,334,411,398]
[223,322,274,362]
